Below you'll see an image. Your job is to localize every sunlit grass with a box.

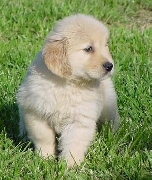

[0,0,152,179]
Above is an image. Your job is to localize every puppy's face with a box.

[67,28,113,81]
[42,14,114,82]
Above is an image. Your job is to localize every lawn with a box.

[0,0,152,179]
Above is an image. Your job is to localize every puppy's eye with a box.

[84,46,94,53]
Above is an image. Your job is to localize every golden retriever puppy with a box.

[17,14,119,167]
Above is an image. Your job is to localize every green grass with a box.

[0,0,152,179]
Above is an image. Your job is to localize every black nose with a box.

[103,62,113,72]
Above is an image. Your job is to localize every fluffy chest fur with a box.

[49,83,103,133]
[18,70,103,134]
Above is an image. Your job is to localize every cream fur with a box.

[17,14,119,167]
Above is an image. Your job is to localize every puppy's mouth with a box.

[101,71,112,80]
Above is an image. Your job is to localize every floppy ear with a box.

[42,38,71,78]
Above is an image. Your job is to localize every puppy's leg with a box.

[99,103,119,132]
[24,111,56,157]
[98,79,119,131]
[59,120,96,167]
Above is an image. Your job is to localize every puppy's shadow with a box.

[0,102,32,150]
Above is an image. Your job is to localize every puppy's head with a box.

[42,14,114,81]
